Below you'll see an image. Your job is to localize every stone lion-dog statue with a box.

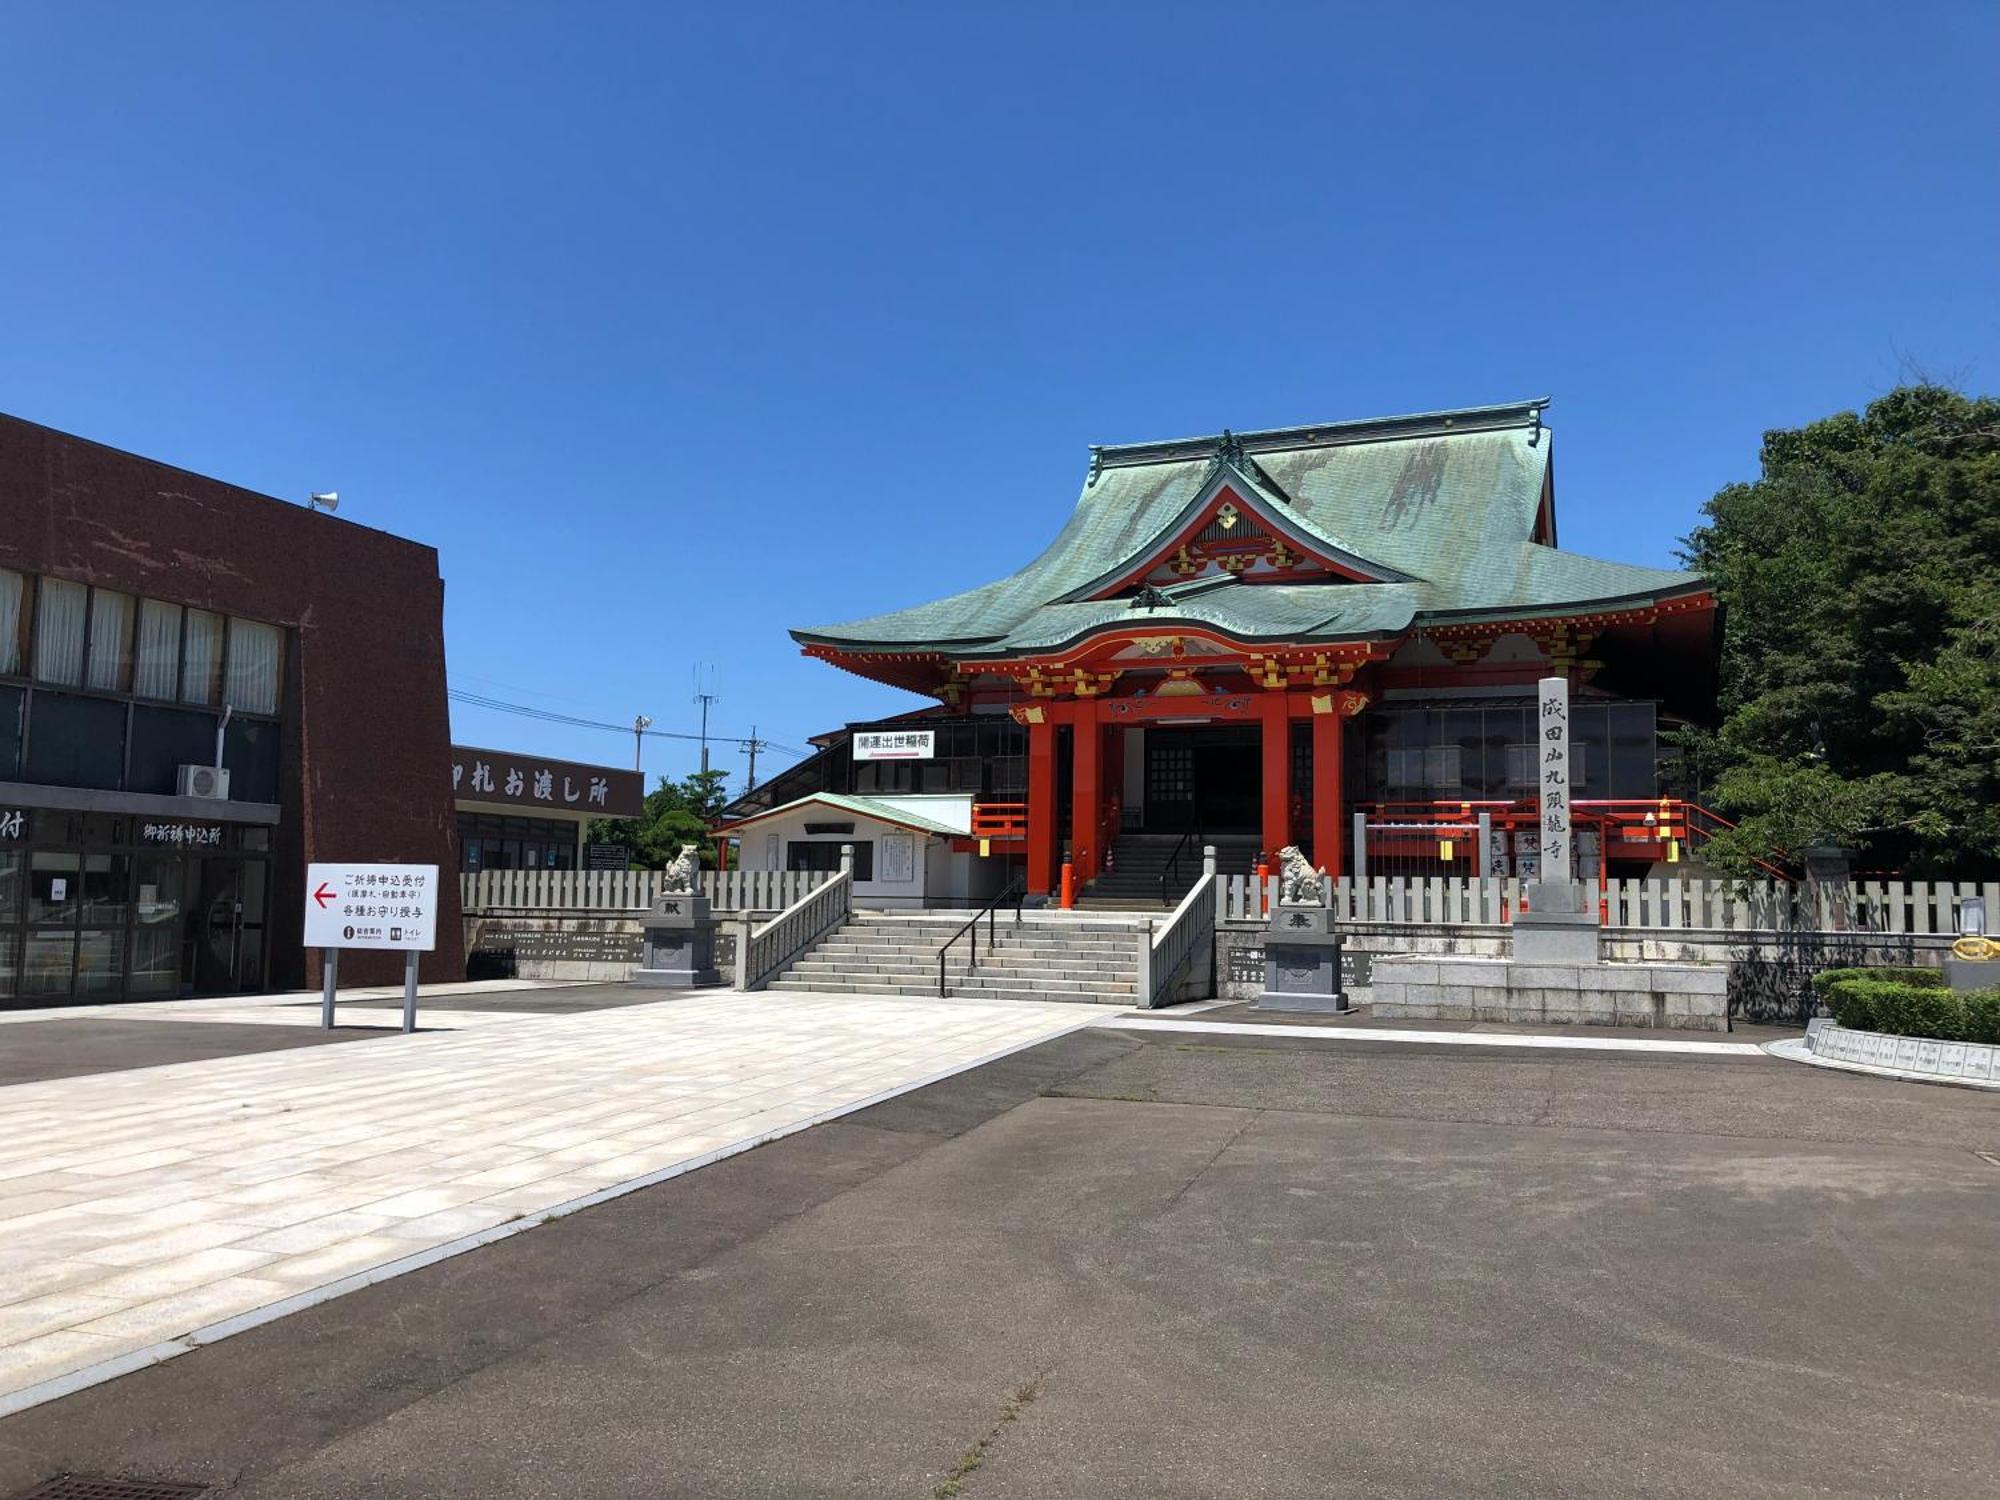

[1276,844,1326,906]
[660,842,702,896]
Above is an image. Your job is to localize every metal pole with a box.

[745,726,759,791]
[320,948,338,1029]
[402,950,419,1034]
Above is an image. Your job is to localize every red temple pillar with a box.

[1259,693,1291,862]
[1026,712,1058,896]
[1312,697,1345,877]
[1070,698,1103,885]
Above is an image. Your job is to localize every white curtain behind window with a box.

[0,569,21,676]
[181,608,222,705]
[224,618,282,715]
[134,598,181,700]
[85,588,133,691]
[33,578,87,686]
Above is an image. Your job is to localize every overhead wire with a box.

[447,689,808,759]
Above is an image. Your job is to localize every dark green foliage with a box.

[1820,973,2000,1043]
[586,768,732,869]
[1808,965,1944,1000]
[1681,385,2000,876]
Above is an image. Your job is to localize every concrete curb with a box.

[1763,1035,2000,1092]
[1098,1016,1769,1056]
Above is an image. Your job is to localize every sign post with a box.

[304,863,441,1033]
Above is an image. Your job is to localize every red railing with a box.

[1358,797,1789,878]
[971,801,1028,839]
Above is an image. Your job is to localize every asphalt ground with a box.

[0,1017,374,1086]
[2,1025,1996,1499]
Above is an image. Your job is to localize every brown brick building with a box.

[0,412,463,1001]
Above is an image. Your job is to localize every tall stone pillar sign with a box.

[1537,675,1572,887]
[1511,674,1597,962]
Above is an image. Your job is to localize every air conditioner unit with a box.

[177,764,231,800]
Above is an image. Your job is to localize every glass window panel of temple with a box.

[846,718,1026,798]
[1360,701,1655,802]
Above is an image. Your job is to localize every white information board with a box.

[853,729,935,761]
[304,863,440,951]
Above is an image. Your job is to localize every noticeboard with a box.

[584,842,631,871]
[304,863,440,951]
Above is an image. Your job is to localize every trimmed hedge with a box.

[1816,970,2000,1044]
[1808,966,1945,1001]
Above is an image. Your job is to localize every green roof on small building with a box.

[795,399,1705,655]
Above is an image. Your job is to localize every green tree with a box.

[587,769,733,869]
[1681,384,2000,876]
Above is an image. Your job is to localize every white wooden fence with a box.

[1216,875,1999,933]
[463,868,1995,938]
[461,868,824,913]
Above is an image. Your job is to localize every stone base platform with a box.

[1371,956,1729,1031]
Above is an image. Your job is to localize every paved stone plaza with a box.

[0,987,1088,1408]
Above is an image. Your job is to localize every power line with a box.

[447,688,807,759]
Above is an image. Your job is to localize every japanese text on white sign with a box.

[303,863,440,952]
[852,729,936,761]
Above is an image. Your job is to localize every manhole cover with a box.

[10,1480,206,1499]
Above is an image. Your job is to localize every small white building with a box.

[716,792,1010,909]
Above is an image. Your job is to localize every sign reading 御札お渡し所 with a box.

[304,863,440,952]
[852,729,935,761]
[450,746,645,818]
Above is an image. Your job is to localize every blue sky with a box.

[4,3,1995,791]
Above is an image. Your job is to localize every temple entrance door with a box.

[185,857,267,994]
[1145,727,1261,834]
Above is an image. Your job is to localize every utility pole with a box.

[743,725,769,791]
[632,714,652,774]
[692,666,719,776]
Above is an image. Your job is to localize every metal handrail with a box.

[1159,821,1204,908]
[936,878,1026,998]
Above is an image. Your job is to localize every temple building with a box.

[723,399,1720,904]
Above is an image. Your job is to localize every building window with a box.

[788,840,873,881]
[455,813,578,872]
[134,598,182,700]
[86,588,134,693]
[0,568,24,677]
[181,609,224,706]
[33,578,88,687]
[225,619,283,716]
[0,569,287,799]
[23,693,126,790]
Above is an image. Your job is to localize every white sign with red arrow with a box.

[303,862,440,952]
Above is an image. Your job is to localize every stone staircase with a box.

[769,910,1148,1004]
[1076,833,1263,910]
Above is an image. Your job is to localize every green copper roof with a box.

[795,399,1706,655]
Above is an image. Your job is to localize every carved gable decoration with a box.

[1059,461,1412,604]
